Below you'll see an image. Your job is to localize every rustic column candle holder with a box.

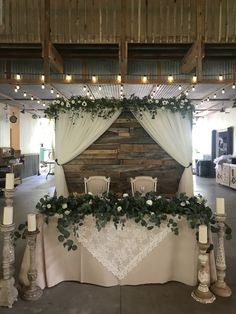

[21,229,43,301]
[191,242,216,304]
[0,223,18,308]
[210,214,232,297]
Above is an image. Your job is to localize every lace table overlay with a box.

[75,216,172,280]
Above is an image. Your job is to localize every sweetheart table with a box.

[19,214,216,288]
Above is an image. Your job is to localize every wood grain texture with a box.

[64,111,184,195]
[1,0,236,43]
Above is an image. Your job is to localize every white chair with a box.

[130,176,157,196]
[84,176,111,196]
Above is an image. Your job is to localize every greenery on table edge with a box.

[44,94,194,120]
[15,192,232,251]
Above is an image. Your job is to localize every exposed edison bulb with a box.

[232,84,236,89]
[99,85,102,91]
[31,96,34,101]
[37,100,40,104]
[41,74,45,81]
[23,91,27,97]
[86,91,90,97]
[207,97,210,101]
[91,75,97,83]
[156,84,160,90]
[213,93,217,98]
[56,93,60,98]
[192,75,197,83]
[185,90,189,96]
[50,88,54,94]
[167,74,173,83]
[192,85,195,92]
[42,102,46,107]
[222,88,225,94]
[120,84,124,91]
[218,74,223,81]
[14,87,18,93]
[65,74,72,82]
[16,84,20,90]
[41,83,45,89]
[117,74,122,83]
[83,85,87,91]
[142,75,147,83]
[16,73,21,80]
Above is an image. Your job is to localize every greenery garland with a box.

[15,192,232,251]
[44,94,194,120]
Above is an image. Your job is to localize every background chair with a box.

[84,176,111,195]
[130,176,157,196]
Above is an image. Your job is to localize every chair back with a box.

[130,176,157,196]
[84,176,111,195]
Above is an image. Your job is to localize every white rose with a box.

[60,101,64,106]
[82,101,87,107]
[180,202,185,206]
[64,210,70,215]
[47,204,51,209]
[157,195,162,200]
[56,100,60,104]
[146,200,153,206]
[117,206,122,212]
[66,102,70,108]
[62,203,67,209]
[123,193,129,197]
[71,100,75,104]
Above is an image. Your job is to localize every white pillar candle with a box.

[199,224,208,244]
[27,214,37,232]
[3,206,13,225]
[5,173,15,190]
[216,198,225,215]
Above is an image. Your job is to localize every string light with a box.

[117,74,121,83]
[213,93,217,98]
[65,74,72,82]
[222,88,225,94]
[120,84,124,91]
[50,88,54,94]
[142,75,147,83]
[16,73,21,80]
[86,91,90,97]
[16,84,20,90]
[23,91,27,97]
[185,90,189,96]
[41,74,45,81]
[83,85,87,91]
[191,85,195,92]
[232,84,236,89]
[207,97,210,101]
[218,74,223,81]
[167,74,173,83]
[192,75,197,83]
[56,93,60,98]
[91,75,97,83]
[99,85,102,91]
[41,83,45,89]
[31,96,34,101]
[37,100,40,104]
[178,85,182,90]
[42,102,46,107]
[14,87,18,92]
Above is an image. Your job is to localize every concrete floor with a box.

[0,174,235,313]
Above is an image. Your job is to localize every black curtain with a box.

[211,130,217,161]
[227,127,234,154]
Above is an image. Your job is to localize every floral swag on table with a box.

[44,94,194,120]
[15,192,232,251]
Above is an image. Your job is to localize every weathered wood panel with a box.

[1,0,236,43]
[64,111,184,195]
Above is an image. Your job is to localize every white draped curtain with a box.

[132,110,193,196]
[55,111,121,196]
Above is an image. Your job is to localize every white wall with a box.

[193,108,236,160]
[0,103,10,147]
[20,113,54,154]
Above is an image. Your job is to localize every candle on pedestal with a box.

[216,198,225,215]
[199,224,208,244]
[27,214,36,232]
[3,206,13,225]
[5,173,15,190]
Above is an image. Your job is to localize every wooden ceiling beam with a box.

[42,0,64,81]
[119,0,127,82]
[181,40,204,75]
